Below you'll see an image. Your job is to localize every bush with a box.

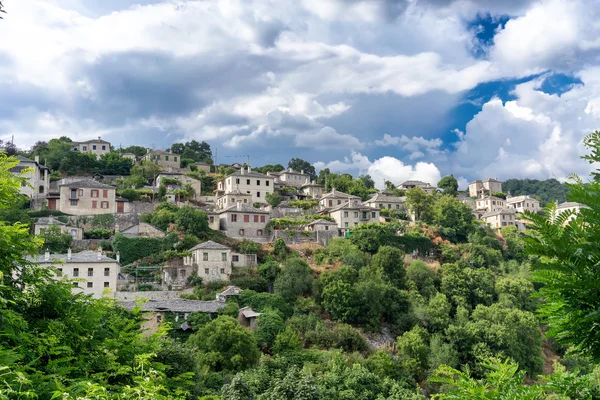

[119,188,141,202]
[84,228,112,239]
[274,258,313,301]
[28,209,68,218]
[255,309,285,349]
[92,214,115,229]
[112,232,179,265]
[239,290,293,318]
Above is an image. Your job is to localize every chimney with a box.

[332,188,336,195]
[44,248,50,262]
[116,252,120,263]
[35,155,40,163]
[301,170,304,175]
[248,165,252,173]
[98,136,101,141]
[67,248,72,260]
[241,167,245,176]
[236,201,242,211]
[97,247,102,260]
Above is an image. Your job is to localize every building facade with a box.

[34,216,83,240]
[217,203,270,242]
[72,137,111,159]
[301,181,324,199]
[556,201,589,224]
[142,150,181,171]
[398,180,436,194]
[155,172,202,199]
[480,209,516,229]
[327,203,380,234]
[474,196,506,213]
[29,249,120,298]
[215,166,274,204]
[180,241,258,282]
[363,190,406,210]
[215,190,253,209]
[56,180,117,215]
[12,155,50,203]
[506,195,540,214]
[120,223,165,238]
[318,189,361,210]
[469,178,503,198]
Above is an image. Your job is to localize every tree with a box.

[437,175,458,196]
[358,174,375,189]
[371,245,406,288]
[253,164,284,174]
[188,316,260,371]
[396,326,430,379]
[405,188,434,221]
[265,192,282,208]
[348,222,404,254]
[321,280,358,323]
[258,261,280,293]
[0,139,17,155]
[274,257,313,301]
[287,158,316,180]
[131,160,161,180]
[254,309,285,349]
[175,206,208,236]
[40,224,73,253]
[523,130,600,359]
[120,145,147,158]
[171,140,212,163]
[95,152,133,175]
[431,195,474,242]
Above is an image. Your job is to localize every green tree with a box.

[437,175,459,196]
[120,145,147,158]
[406,260,437,298]
[405,188,434,221]
[358,174,375,189]
[119,188,141,201]
[431,195,474,242]
[396,326,430,379]
[321,280,358,323]
[131,160,162,180]
[188,316,260,371]
[254,309,285,349]
[95,152,133,175]
[287,158,316,180]
[175,206,208,236]
[265,192,282,208]
[274,258,313,301]
[39,224,73,253]
[171,140,213,163]
[371,245,406,288]
[348,222,404,254]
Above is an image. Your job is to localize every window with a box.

[73,147,77,151]
[337,200,341,205]
[239,229,245,236]
[257,192,261,197]
[92,200,97,209]
[88,268,94,277]
[221,253,227,261]
[257,180,260,185]
[220,268,225,274]
[102,145,106,150]
[103,190,108,198]
[257,229,263,236]
[247,179,250,185]
[205,268,209,275]
[101,201,109,209]
[362,212,367,219]
[354,222,358,226]
[260,215,266,223]
[236,178,240,184]
[91,190,98,197]
[243,199,248,203]
[371,212,376,218]
[87,282,93,288]
[329,200,333,207]
[209,216,214,223]
[57,268,63,276]
[82,145,87,151]
[165,155,169,161]
[78,189,84,196]
[379,204,383,208]
[180,269,186,278]
[73,268,79,277]
[325,226,329,231]
[92,145,97,150]
[244,214,250,222]
[344,222,348,228]
[174,156,177,161]
[156,315,162,323]
[232,255,239,262]
[253,215,259,223]
[73,282,78,287]
[203,252,208,261]
[231,214,237,222]
[354,212,359,218]
[266,181,270,186]
[344,211,348,217]
[104,282,110,288]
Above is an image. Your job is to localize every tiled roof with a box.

[320,190,359,199]
[365,192,406,203]
[35,216,67,226]
[307,219,337,226]
[75,138,110,144]
[240,306,261,318]
[59,179,115,189]
[328,201,379,212]
[28,250,118,264]
[482,209,516,218]
[190,240,230,251]
[557,201,587,209]
[506,195,537,203]
[219,203,270,214]
[15,155,49,170]
[228,169,273,179]
[399,180,429,186]
[119,299,226,313]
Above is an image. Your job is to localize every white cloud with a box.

[375,133,443,153]
[294,127,364,149]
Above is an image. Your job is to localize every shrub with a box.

[84,228,112,239]
[119,188,141,202]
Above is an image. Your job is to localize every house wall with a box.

[365,199,405,210]
[329,209,379,231]
[142,152,181,171]
[484,181,503,194]
[190,248,232,282]
[302,185,323,199]
[59,185,116,215]
[468,182,482,198]
[41,260,119,298]
[72,141,110,158]
[195,164,211,173]
[121,222,165,238]
[475,197,506,212]
[219,211,270,242]
[13,160,49,200]
[216,193,252,209]
[156,174,202,198]
[221,174,274,204]
[507,199,540,214]
[34,224,83,240]
[484,213,516,229]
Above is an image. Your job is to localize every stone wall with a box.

[270,229,337,246]
[114,289,193,301]
[71,239,108,251]
[125,201,157,214]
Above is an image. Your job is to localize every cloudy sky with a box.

[1,0,599,188]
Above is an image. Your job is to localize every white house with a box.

[480,209,517,229]
[364,190,406,210]
[398,180,436,194]
[11,155,50,206]
[28,248,120,298]
[474,195,507,213]
[215,166,274,205]
[71,137,111,159]
[326,202,380,234]
[469,178,503,198]
[269,168,312,188]
[556,201,589,224]
[318,189,361,210]
[301,180,324,199]
[506,195,540,214]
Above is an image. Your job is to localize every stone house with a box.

[238,306,261,330]
[195,162,212,173]
[398,180,437,194]
[301,180,324,199]
[215,190,253,210]
[304,219,338,232]
[480,209,516,229]
[215,166,274,205]
[55,179,118,215]
[34,216,83,240]
[363,190,406,210]
[11,155,50,207]
[142,149,181,171]
[556,201,589,224]
[318,189,361,210]
[474,195,506,213]
[121,153,137,161]
[469,178,503,198]
[217,202,270,242]
[120,222,165,238]
[28,248,120,298]
[71,137,111,159]
[268,168,312,188]
[155,172,202,199]
[506,195,540,214]
[326,202,380,234]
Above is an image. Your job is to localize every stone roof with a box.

[482,209,516,218]
[75,137,110,144]
[557,201,587,209]
[35,216,67,226]
[15,155,50,170]
[399,180,429,186]
[28,250,119,264]
[320,190,360,200]
[119,299,226,313]
[365,192,406,203]
[240,306,261,318]
[145,149,173,155]
[506,195,538,203]
[190,240,231,251]
[307,219,337,226]
[59,179,116,189]
[301,181,323,188]
[219,203,270,214]
[483,178,502,183]
[228,169,273,179]
[329,201,379,213]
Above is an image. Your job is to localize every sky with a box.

[1,0,600,189]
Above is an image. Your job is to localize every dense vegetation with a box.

[503,178,570,205]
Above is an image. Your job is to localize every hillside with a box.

[503,178,569,206]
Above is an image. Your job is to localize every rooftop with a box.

[307,219,338,226]
[329,201,379,212]
[482,209,516,218]
[506,195,537,203]
[320,190,360,199]
[119,299,226,313]
[190,240,231,251]
[228,168,273,179]
[557,201,588,209]
[366,192,406,203]
[219,203,270,214]
[15,155,50,170]
[399,180,430,186]
[240,306,261,318]
[35,216,67,226]
[59,179,116,189]
[74,137,110,144]
[28,250,119,264]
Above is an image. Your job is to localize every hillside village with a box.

[10,136,583,300]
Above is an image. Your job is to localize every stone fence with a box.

[269,229,337,246]
[114,289,193,301]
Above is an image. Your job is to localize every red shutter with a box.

[253,215,258,222]
[92,200,97,209]
[244,215,250,223]
[103,190,108,198]
[260,215,265,223]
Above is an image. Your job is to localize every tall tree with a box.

[437,175,459,196]
[171,140,212,163]
[405,188,434,221]
[288,158,316,180]
[0,140,17,156]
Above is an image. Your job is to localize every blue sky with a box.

[1,0,599,188]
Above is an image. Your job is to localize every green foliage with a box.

[321,280,358,323]
[253,163,285,174]
[492,191,507,199]
[274,258,313,301]
[287,158,316,179]
[437,175,459,196]
[431,195,475,242]
[188,316,260,372]
[95,151,134,175]
[348,222,405,254]
[120,145,147,158]
[239,290,293,318]
[503,178,569,206]
[406,260,437,298]
[273,327,303,354]
[288,199,318,210]
[440,263,495,310]
[83,228,112,239]
[397,326,430,379]
[119,187,142,201]
[265,192,282,208]
[406,188,435,221]
[237,239,261,255]
[500,225,525,260]
[131,160,162,180]
[255,309,285,349]
[91,213,115,229]
[112,232,178,265]
[371,245,406,288]
[171,140,213,163]
[27,209,68,218]
[39,224,73,253]
[175,206,209,236]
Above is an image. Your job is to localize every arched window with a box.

[38,186,44,194]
